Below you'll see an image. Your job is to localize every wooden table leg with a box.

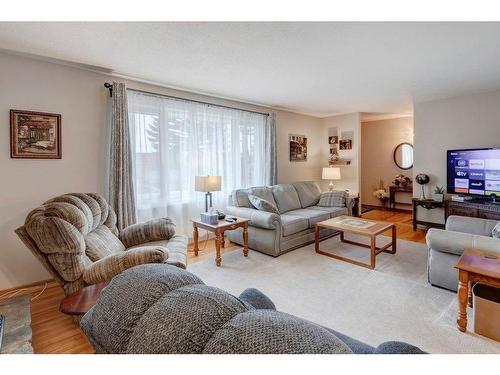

[193,224,199,256]
[457,270,469,332]
[221,235,225,248]
[370,235,376,269]
[243,223,249,257]
[468,281,474,308]
[315,224,319,252]
[215,230,222,266]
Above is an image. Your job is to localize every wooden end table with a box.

[315,216,396,269]
[59,282,107,315]
[454,248,500,332]
[192,217,249,266]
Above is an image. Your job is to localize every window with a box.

[128,91,272,234]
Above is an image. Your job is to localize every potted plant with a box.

[433,185,445,202]
[373,189,390,208]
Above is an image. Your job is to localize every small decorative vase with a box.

[380,197,388,209]
[434,194,444,202]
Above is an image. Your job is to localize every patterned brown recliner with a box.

[16,193,188,296]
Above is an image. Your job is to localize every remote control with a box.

[0,314,4,353]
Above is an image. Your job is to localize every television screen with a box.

[447,148,500,196]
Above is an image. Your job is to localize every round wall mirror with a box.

[393,142,414,170]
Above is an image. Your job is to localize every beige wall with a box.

[276,111,323,183]
[414,89,500,224]
[320,113,361,193]
[361,117,414,208]
[0,52,324,290]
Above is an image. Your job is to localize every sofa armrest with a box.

[345,196,356,216]
[226,206,281,230]
[446,215,498,237]
[119,218,175,248]
[426,228,500,256]
[82,247,168,284]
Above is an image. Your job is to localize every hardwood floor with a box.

[2,208,426,354]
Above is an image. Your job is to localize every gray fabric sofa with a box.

[225,181,355,257]
[80,264,424,354]
[426,215,500,291]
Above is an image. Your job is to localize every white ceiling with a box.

[1,22,500,117]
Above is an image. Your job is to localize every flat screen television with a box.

[447,148,500,197]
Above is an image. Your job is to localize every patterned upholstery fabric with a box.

[81,264,424,354]
[85,225,125,261]
[83,247,168,284]
[318,190,347,207]
[248,194,280,214]
[17,193,187,296]
[120,218,176,248]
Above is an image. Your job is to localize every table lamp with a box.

[195,175,221,212]
[322,167,341,191]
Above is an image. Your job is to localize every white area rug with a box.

[188,235,500,354]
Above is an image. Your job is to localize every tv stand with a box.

[445,198,500,221]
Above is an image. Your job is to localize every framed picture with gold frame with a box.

[10,109,62,159]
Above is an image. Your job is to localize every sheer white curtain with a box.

[128,91,271,235]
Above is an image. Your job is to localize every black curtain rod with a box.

[103,82,269,117]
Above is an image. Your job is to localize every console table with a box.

[412,198,446,230]
[445,199,500,221]
[389,185,413,209]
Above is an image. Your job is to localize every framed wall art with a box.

[289,134,308,162]
[10,109,62,159]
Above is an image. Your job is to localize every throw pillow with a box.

[492,222,500,239]
[248,194,280,214]
[317,190,347,207]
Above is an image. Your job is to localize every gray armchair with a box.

[426,215,500,291]
[16,193,188,296]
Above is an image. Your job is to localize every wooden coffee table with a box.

[59,282,107,315]
[315,216,396,269]
[192,216,249,266]
[454,248,500,332]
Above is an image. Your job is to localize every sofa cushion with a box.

[292,181,321,208]
[248,194,280,214]
[128,235,188,270]
[82,246,168,284]
[280,214,309,236]
[285,208,330,228]
[202,310,353,354]
[318,190,347,207]
[309,205,348,218]
[232,186,278,208]
[271,184,302,213]
[492,222,500,239]
[85,225,126,261]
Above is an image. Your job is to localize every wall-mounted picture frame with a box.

[289,134,307,162]
[340,130,353,150]
[10,110,62,159]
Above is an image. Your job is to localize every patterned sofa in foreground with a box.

[226,181,355,257]
[16,193,188,296]
[80,264,425,354]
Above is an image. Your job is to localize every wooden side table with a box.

[412,198,445,231]
[59,282,107,315]
[454,248,500,332]
[389,185,413,209]
[192,217,249,266]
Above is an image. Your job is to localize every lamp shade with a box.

[195,175,221,192]
[322,167,341,180]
